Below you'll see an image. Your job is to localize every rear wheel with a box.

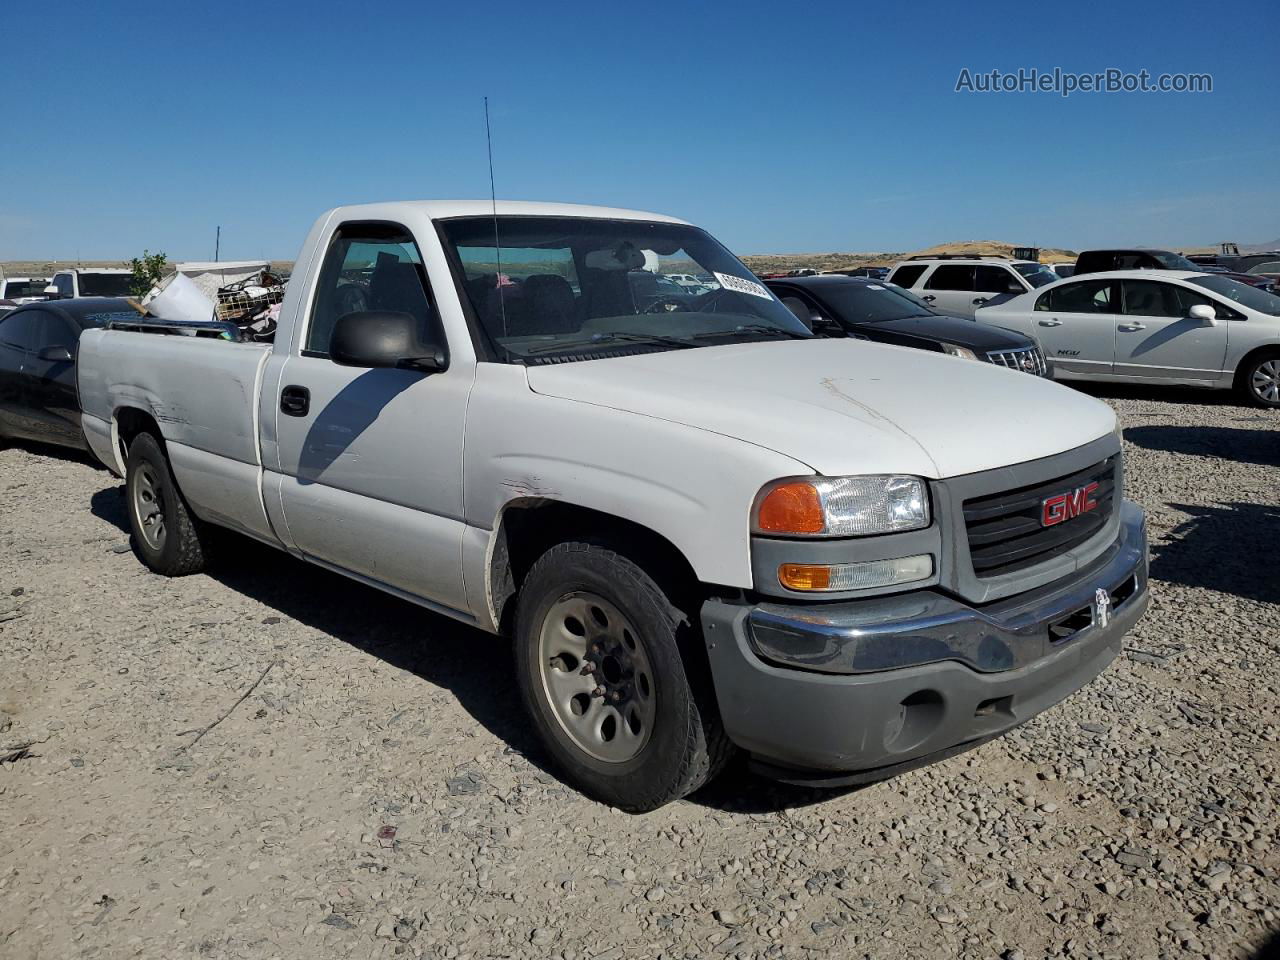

[514,541,733,811]
[1238,351,1280,408]
[125,432,209,575]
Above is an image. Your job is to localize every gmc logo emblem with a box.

[1041,482,1100,527]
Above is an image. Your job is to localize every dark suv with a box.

[1075,249,1274,293]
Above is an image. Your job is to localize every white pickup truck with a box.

[77,201,1149,811]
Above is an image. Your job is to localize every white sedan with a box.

[976,270,1280,407]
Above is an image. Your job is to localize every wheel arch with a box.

[487,498,703,636]
[1233,342,1280,390]
[111,406,165,474]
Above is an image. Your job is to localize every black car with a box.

[763,275,1049,375]
[0,297,142,450]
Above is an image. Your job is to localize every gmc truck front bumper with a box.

[700,500,1148,785]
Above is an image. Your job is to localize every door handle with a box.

[972,297,988,306]
[922,295,936,302]
[280,385,310,417]
[1038,319,1063,327]
[1118,323,1147,332]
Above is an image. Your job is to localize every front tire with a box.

[125,432,209,576]
[514,542,733,812]
[1238,350,1280,408]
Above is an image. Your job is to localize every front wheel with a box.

[514,542,733,811]
[125,432,209,576]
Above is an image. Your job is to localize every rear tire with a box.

[514,541,733,812]
[125,432,209,576]
[1237,350,1280,408]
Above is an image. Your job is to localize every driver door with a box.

[270,222,474,611]
[1114,279,1229,380]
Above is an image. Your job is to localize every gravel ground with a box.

[1,386,1277,960]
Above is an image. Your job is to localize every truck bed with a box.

[78,328,277,541]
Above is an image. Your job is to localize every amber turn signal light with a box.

[756,482,824,535]
[778,563,832,591]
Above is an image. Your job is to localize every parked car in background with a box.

[887,256,1059,318]
[46,267,134,299]
[0,297,143,449]
[1048,263,1075,279]
[833,267,890,280]
[764,274,1048,375]
[0,276,52,303]
[1074,248,1275,293]
[75,199,1148,810]
[976,271,1280,407]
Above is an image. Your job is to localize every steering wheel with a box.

[642,296,689,315]
[692,287,734,313]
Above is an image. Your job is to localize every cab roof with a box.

[323,199,690,225]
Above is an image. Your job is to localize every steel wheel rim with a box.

[1251,360,1280,403]
[131,465,166,551]
[537,591,656,763]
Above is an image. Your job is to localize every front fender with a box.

[461,365,811,625]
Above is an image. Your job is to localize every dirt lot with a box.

[1,386,1277,960]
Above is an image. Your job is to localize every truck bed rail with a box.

[104,315,244,341]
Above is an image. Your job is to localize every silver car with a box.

[976,270,1280,407]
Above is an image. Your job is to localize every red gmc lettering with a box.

[1041,481,1100,527]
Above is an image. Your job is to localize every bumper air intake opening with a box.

[974,695,1013,720]
[1111,573,1138,609]
[1048,606,1093,643]
[883,689,944,753]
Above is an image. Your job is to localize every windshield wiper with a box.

[692,323,811,341]
[523,331,699,355]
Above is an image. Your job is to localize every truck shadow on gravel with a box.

[88,485,855,813]
[1148,500,1280,606]
[1124,424,1280,468]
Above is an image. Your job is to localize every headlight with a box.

[940,343,978,360]
[754,475,930,537]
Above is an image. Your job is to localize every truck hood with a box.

[525,339,1117,479]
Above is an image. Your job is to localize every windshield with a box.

[1,280,47,298]
[815,281,933,323]
[78,273,134,297]
[1013,263,1058,288]
[1152,252,1200,270]
[1187,275,1280,316]
[439,216,811,362]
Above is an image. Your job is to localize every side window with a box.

[887,264,926,289]
[54,274,73,296]
[974,266,1018,294]
[1036,279,1114,313]
[0,312,33,351]
[1170,285,1242,321]
[25,310,76,351]
[1121,280,1182,318]
[924,265,973,291]
[306,224,437,357]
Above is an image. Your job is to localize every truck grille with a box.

[963,456,1118,578]
[985,345,1047,376]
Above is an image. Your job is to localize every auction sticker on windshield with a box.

[713,272,773,300]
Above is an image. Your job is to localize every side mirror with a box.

[44,285,61,298]
[780,297,815,331]
[38,345,73,362]
[330,311,447,372]
[1005,279,1024,295]
[1189,303,1218,326]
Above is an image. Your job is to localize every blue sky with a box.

[1,0,1277,261]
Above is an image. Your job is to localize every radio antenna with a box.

[484,96,507,338]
